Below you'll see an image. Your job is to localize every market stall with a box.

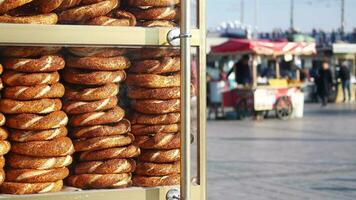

[211,39,316,120]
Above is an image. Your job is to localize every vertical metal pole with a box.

[341,0,345,32]
[290,0,294,31]
[180,0,191,199]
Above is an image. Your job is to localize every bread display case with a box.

[0,0,206,200]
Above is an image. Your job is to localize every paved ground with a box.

[207,103,356,200]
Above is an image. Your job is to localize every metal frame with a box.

[0,1,206,200]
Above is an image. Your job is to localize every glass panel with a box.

[0,45,200,195]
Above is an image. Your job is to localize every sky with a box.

[207,0,356,32]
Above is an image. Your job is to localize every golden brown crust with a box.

[3,55,65,72]
[79,145,140,161]
[10,137,74,157]
[2,71,60,87]
[63,96,117,114]
[0,127,8,140]
[134,132,180,150]
[132,174,179,187]
[0,13,58,24]
[0,98,62,114]
[34,0,64,13]
[86,11,136,26]
[5,168,69,183]
[9,127,67,142]
[129,48,180,60]
[0,63,3,75]
[63,69,126,85]
[0,46,62,58]
[130,112,180,125]
[127,86,180,100]
[138,149,180,163]
[126,0,179,7]
[58,0,118,23]
[126,73,180,88]
[0,113,6,126]
[74,134,135,152]
[75,159,136,174]
[0,180,63,194]
[0,140,11,155]
[131,124,179,135]
[64,83,118,101]
[0,0,33,15]
[135,162,180,176]
[3,83,65,100]
[131,99,180,114]
[141,20,177,27]
[72,119,130,139]
[67,173,131,189]
[129,57,180,74]
[66,56,130,71]
[0,156,5,168]
[67,47,126,57]
[130,6,179,20]
[69,106,125,127]
[56,0,81,11]
[6,111,68,130]
[7,154,72,169]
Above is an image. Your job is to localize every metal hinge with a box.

[166,188,180,200]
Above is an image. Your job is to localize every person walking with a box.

[317,62,333,106]
[339,63,351,102]
[227,54,252,86]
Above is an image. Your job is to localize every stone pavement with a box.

[207,103,356,200]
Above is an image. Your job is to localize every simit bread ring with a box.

[67,173,131,189]
[0,13,58,24]
[66,56,130,71]
[127,86,180,100]
[135,132,180,150]
[64,83,118,101]
[72,119,130,139]
[0,140,11,155]
[135,162,180,176]
[0,156,4,168]
[130,112,180,125]
[3,83,65,100]
[0,113,5,126]
[74,134,135,152]
[129,7,179,20]
[63,96,117,114]
[63,69,126,85]
[0,63,3,74]
[141,20,177,27]
[67,47,126,57]
[79,144,140,161]
[3,55,65,72]
[56,0,81,11]
[33,0,63,13]
[0,46,62,58]
[0,180,63,194]
[131,99,180,114]
[0,169,4,185]
[0,127,8,140]
[6,111,68,130]
[130,48,179,60]
[9,127,67,142]
[126,73,180,88]
[0,0,33,15]
[126,0,179,6]
[87,10,136,26]
[58,0,118,23]
[5,168,69,183]
[132,174,179,187]
[2,71,60,86]
[138,149,180,163]
[129,57,180,74]
[10,137,74,157]
[75,159,136,174]
[131,124,179,135]
[0,98,62,114]
[7,154,72,170]
[69,106,124,127]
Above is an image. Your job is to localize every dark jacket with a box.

[317,68,333,96]
[339,65,351,81]
[227,61,252,85]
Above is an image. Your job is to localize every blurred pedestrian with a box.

[317,62,333,106]
[227,54,252,85]
[339,63,351,102]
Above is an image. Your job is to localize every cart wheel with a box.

[235,99,252,120]
[275,96,293,120]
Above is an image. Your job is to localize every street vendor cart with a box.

[211,39,316,120]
